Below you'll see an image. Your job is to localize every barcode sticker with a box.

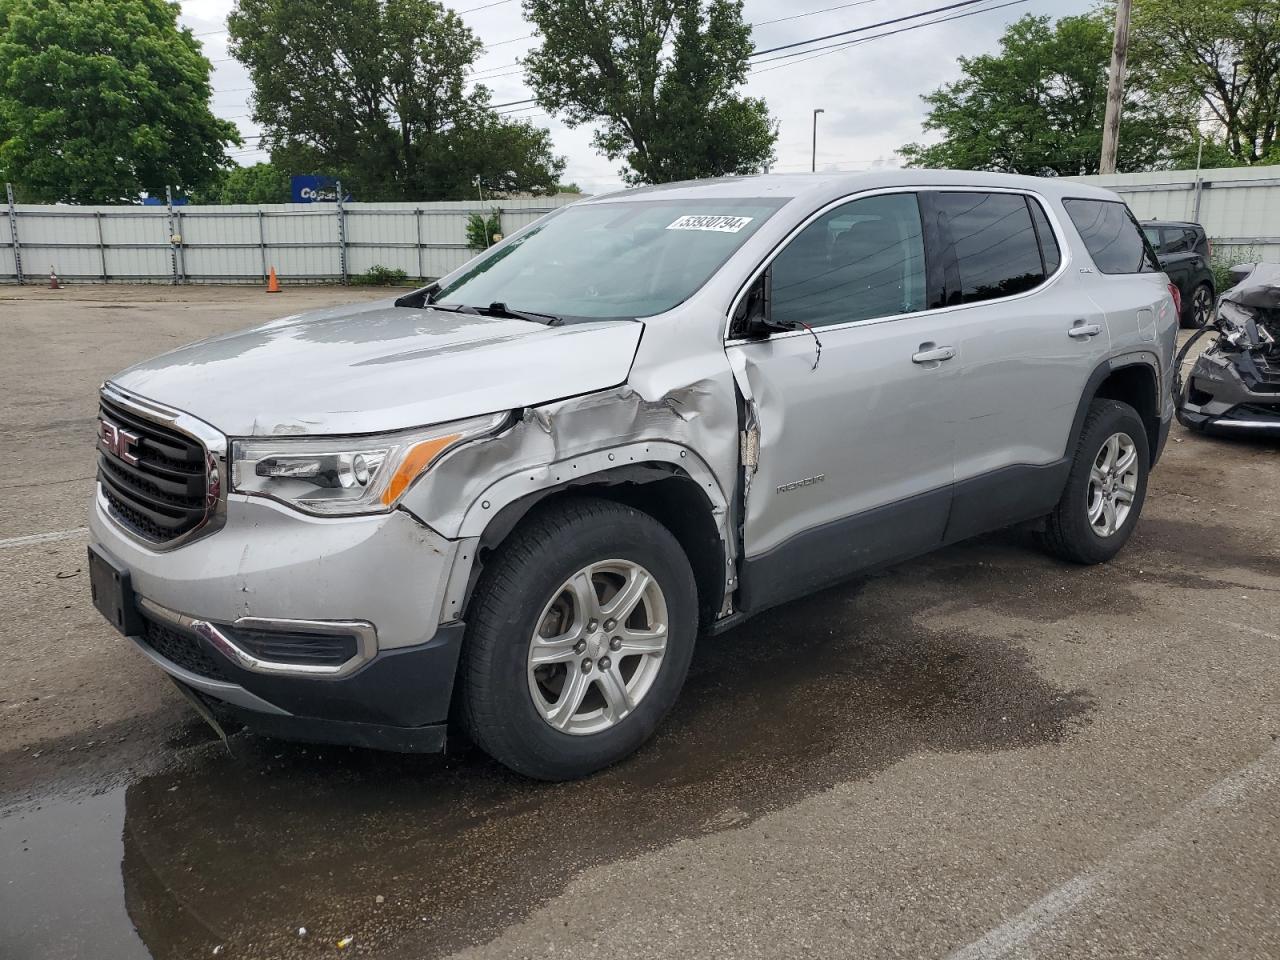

[666,215,754,233]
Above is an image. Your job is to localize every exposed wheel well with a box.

[1093,364,1160,465]
[470,468,727,630]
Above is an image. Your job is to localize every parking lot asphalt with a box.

[2,284,1278,960]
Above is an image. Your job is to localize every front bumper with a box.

[1178,350,1280,436]
[90,489,471,751]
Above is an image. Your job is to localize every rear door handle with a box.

[1068,321,1102,339]
[912,344,956,365]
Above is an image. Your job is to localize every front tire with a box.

[459,496,697,781]
[1037,399,1149,565]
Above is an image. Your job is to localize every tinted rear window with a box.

[933,192,1045,304]
[1063,199,1159,274]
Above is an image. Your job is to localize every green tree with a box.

[190,162,290,204]
[228,0,565,201]
[465,208,502,251]
[522,0,776,185]
[1132,0,1280,165]
[0,0,240,202]
[900,13,1194,176]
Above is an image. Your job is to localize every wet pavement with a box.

[5,562,1089,959]
[3,286,1279,960]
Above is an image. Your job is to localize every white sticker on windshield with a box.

[666,215,754,233]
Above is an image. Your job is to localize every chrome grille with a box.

[97,392,211,544]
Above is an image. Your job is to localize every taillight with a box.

[1168,283,1182,316]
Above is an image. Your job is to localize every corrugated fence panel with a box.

[345,208,420,277]
[177,206,266,280]
[100,209,171,279]
[262,207,341,280]
[0,194,576,283]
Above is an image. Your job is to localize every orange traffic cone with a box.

[266,266,281,293]
[49,266,60,290]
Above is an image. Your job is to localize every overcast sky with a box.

[178,0,1096,195]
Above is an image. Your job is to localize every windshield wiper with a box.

[472,302,566,326]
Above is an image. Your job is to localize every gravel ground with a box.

[1,284,1278,960]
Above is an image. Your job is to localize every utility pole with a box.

[1099,0,1132,175]
[811,108,825,173]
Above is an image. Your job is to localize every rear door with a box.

[921,190,1111,540]
[727,191,957,605]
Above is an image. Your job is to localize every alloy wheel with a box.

[527,560,668,736]
[1086,432,1139,538]
[1193,286,1213,327]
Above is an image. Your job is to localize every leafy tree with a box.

[190,162,290,204]
[1132,0,1280,164]
[523,0,776,185]
[228,0,565,201]
[465,208,502,251]
[900,13,1195,176]
[0,0,240,202]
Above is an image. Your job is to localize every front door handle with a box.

[1068,321,1102,339]
[912,343,956,365]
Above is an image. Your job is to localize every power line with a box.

[751,0,888,28]
[455,0,517,12]
[750,0,1030,72]
[750,0,1002,58]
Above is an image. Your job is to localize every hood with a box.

[110,300,644,437]
[1223,262,1280,310]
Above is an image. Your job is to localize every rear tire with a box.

[459,496,697,781]
[1037,399,1149,565]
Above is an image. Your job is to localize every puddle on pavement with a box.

[1,576,1091,960]
[1,789,150,960]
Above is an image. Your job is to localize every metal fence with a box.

[0,187,577,284]
[1070,164,1280,263]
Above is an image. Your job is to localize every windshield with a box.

[432,198,787,319]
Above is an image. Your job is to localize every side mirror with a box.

[733,271,779,339]
[1228,263,1256,287]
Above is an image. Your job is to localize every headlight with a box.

[230,413,506,515]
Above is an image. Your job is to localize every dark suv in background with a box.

[1142,220,1215,328]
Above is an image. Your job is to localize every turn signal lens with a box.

[381,434,461,506]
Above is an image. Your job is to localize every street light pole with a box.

[1099,0,1132,175]
[811,108,825,173]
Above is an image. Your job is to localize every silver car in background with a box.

[88,171,1177,779]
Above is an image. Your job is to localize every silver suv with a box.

[88,172,1177,779]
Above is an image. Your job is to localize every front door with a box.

[726,191,957,610]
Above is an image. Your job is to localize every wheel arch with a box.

[1069,355,1163,467]
[454,446,733,632]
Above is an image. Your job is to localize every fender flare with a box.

[435,440,736,625]
[1066,351,1165,462]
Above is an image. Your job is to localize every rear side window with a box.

[1063,199,1159,274]
[932,192,1046,305]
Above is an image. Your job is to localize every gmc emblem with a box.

[99,418,141,466]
